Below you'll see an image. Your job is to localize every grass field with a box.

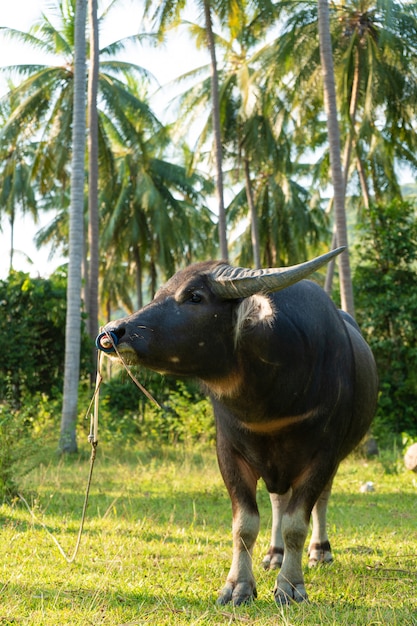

[1,440,417,625]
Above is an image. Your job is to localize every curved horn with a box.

[207,247,346,299]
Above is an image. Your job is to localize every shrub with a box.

[141,386,215,446]
[0,395,54,501]
[353,200,417,445]
[98,370,215,446]
[0,268,91,406]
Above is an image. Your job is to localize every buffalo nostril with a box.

[96,330,119,353]
[113,327,126,340]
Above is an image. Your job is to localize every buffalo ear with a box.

[234,294,275,344]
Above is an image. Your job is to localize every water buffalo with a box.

[96,248,378,605]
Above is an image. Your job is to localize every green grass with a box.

[1,441,417,625]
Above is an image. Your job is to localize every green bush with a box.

[98,371,215,446]
[0,268,92,406]
[353,200,417,445]
[141,386,215,446]
[0,269,93,493]
[0,404,20,499]
[0,393,55,501]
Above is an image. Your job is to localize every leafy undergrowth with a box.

[1,441,417,625]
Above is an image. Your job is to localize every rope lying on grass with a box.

[18,329,160,563]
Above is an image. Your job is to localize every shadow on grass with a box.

[0,579,277,622]
[8,481,417,533]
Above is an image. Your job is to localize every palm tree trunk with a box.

[150,259,157,299]
[133,244,143,309]
[9,210,15,272]
[203,0,228,261]
[317,0,354,316]
[87,0,100,356]
[59,0,87,453]
[343,47,361,193]
[356,152,371,209]
[244,157,261,268]
[325,47,360,293]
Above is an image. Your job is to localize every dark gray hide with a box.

[97,249,378,606]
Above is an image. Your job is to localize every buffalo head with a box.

[97,247,344,384]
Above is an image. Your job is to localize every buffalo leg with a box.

[274,469,337,604]
[308,479,334,566]
[216,444,260,605]
[274,505,310,604]
[262,490,291,570]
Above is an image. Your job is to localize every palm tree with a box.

[204,0,228,260]
[86,0,99,367]
[100,97,216,308]
[336,0,417,202]
[0,95,37,272]
[0,0,154,251]
[145,0,235,260]
[59,0,87,454]
[174,3,329,268]
[247,0,417,308]
[260,0,417,209]
[0,0,158,380]
[317,0,354,314]
[180,4,267,267]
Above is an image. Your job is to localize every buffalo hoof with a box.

[262,547,284,570]
[274,581,308,605]
[308,542,333,567]
[217,582,257,606]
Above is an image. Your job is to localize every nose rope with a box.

[17,332,160,563]
[18,350,104,564]
[88,350,102,445]
[98,328,161,409]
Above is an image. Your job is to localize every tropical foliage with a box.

[2,0,417,296]
[99,91,216,310]
[0,269,91,406]
[0,95,37,272]
[354,200,417,443]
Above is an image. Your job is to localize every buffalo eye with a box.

[189,292,202,304]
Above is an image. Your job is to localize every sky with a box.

[0,0,208,279]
